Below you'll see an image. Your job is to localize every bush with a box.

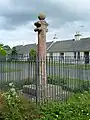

[0,82,90,120]
[0,83,42,120]
[47,75,90,93]
[0,77,36,92]
[24,77,36,85]
[39,91,90,120]
[29,49,36,61]
[47,75,66,85]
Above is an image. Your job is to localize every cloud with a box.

[0,0,89,46]
[1,0,90,29]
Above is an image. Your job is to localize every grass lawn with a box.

[60,77,88,88]
[47,61,90,70]
[0,67,22,72]
[63,64,90,70]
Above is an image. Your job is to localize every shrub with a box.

[0,77,36,92]
[39,91,90,120]
[47,75,66,85]
[47,75,90,93]
[0,83,22,120]
[0,82,42,120]
[29,49,36,61]
[24,77,36,85]
[1,81,90,120]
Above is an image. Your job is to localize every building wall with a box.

[47,51,90,64]
[53,52,60,56]
[47,51,86,59]
[47,52,75,58]
[64,52,74,58]
[65,52,85,58]
[80,52,84,57]
[47,53,50,56]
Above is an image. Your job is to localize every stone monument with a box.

[23,13,68,102]
[34,13,48,86]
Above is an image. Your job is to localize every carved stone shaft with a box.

[34,14,48,86]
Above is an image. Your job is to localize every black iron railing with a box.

[0,55,90,104]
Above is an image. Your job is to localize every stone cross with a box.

[34,13,48,86]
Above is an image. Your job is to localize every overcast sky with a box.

[0,0,90,47]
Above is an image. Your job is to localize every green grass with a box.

[47,61,90,70]
[0,67,22,72]
[6,60,36,63]
[63,64,90,69]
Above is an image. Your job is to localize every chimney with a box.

[74,31,81,40]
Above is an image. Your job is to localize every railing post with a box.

[36,53,39,105]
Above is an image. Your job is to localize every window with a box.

[74,52,76,59]
[84,52,89,64]
[60,53,64,59]
[77,52,80,60]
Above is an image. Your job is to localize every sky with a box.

[0,0,90,47]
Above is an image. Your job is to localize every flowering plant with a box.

[2,82,22,120]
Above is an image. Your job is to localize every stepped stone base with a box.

[23,84,70,101]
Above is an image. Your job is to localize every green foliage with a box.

[2,83,23,120]
[4,45,11,52]
[11,47,18,56]
[0,83,90,120]
[0,46,7,56]
[0,77,35,92]
[47,75,90,93]
[4,45,11,50]
[9,47,18,61]
[29,48,36,61]
[39,91,90,120]
[47,75,66,85]
[0,44,11,56]
[24,77,36,85]
[0,43,4,47]
[0,83,42,120]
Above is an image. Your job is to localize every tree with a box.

[0,44,7,56]
[0,44,7,61]
[4,45,11,51]
[3,45,11,55]
[0,44,4,47]
[29,48,36,61]
[0,47,7,56]
[11,47,18,56]
[10,47,18,60]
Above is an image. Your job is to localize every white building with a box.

[47,32,90,64]
[14,32,90,64]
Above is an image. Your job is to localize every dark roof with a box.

[15,44,36,54]
[48,40,74,52]
[14,41,53,54]
[72,37,90,52]
[14,45,23,53]
[36,41,53,49]
[46,41,53,49]
[48,37,90,52]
